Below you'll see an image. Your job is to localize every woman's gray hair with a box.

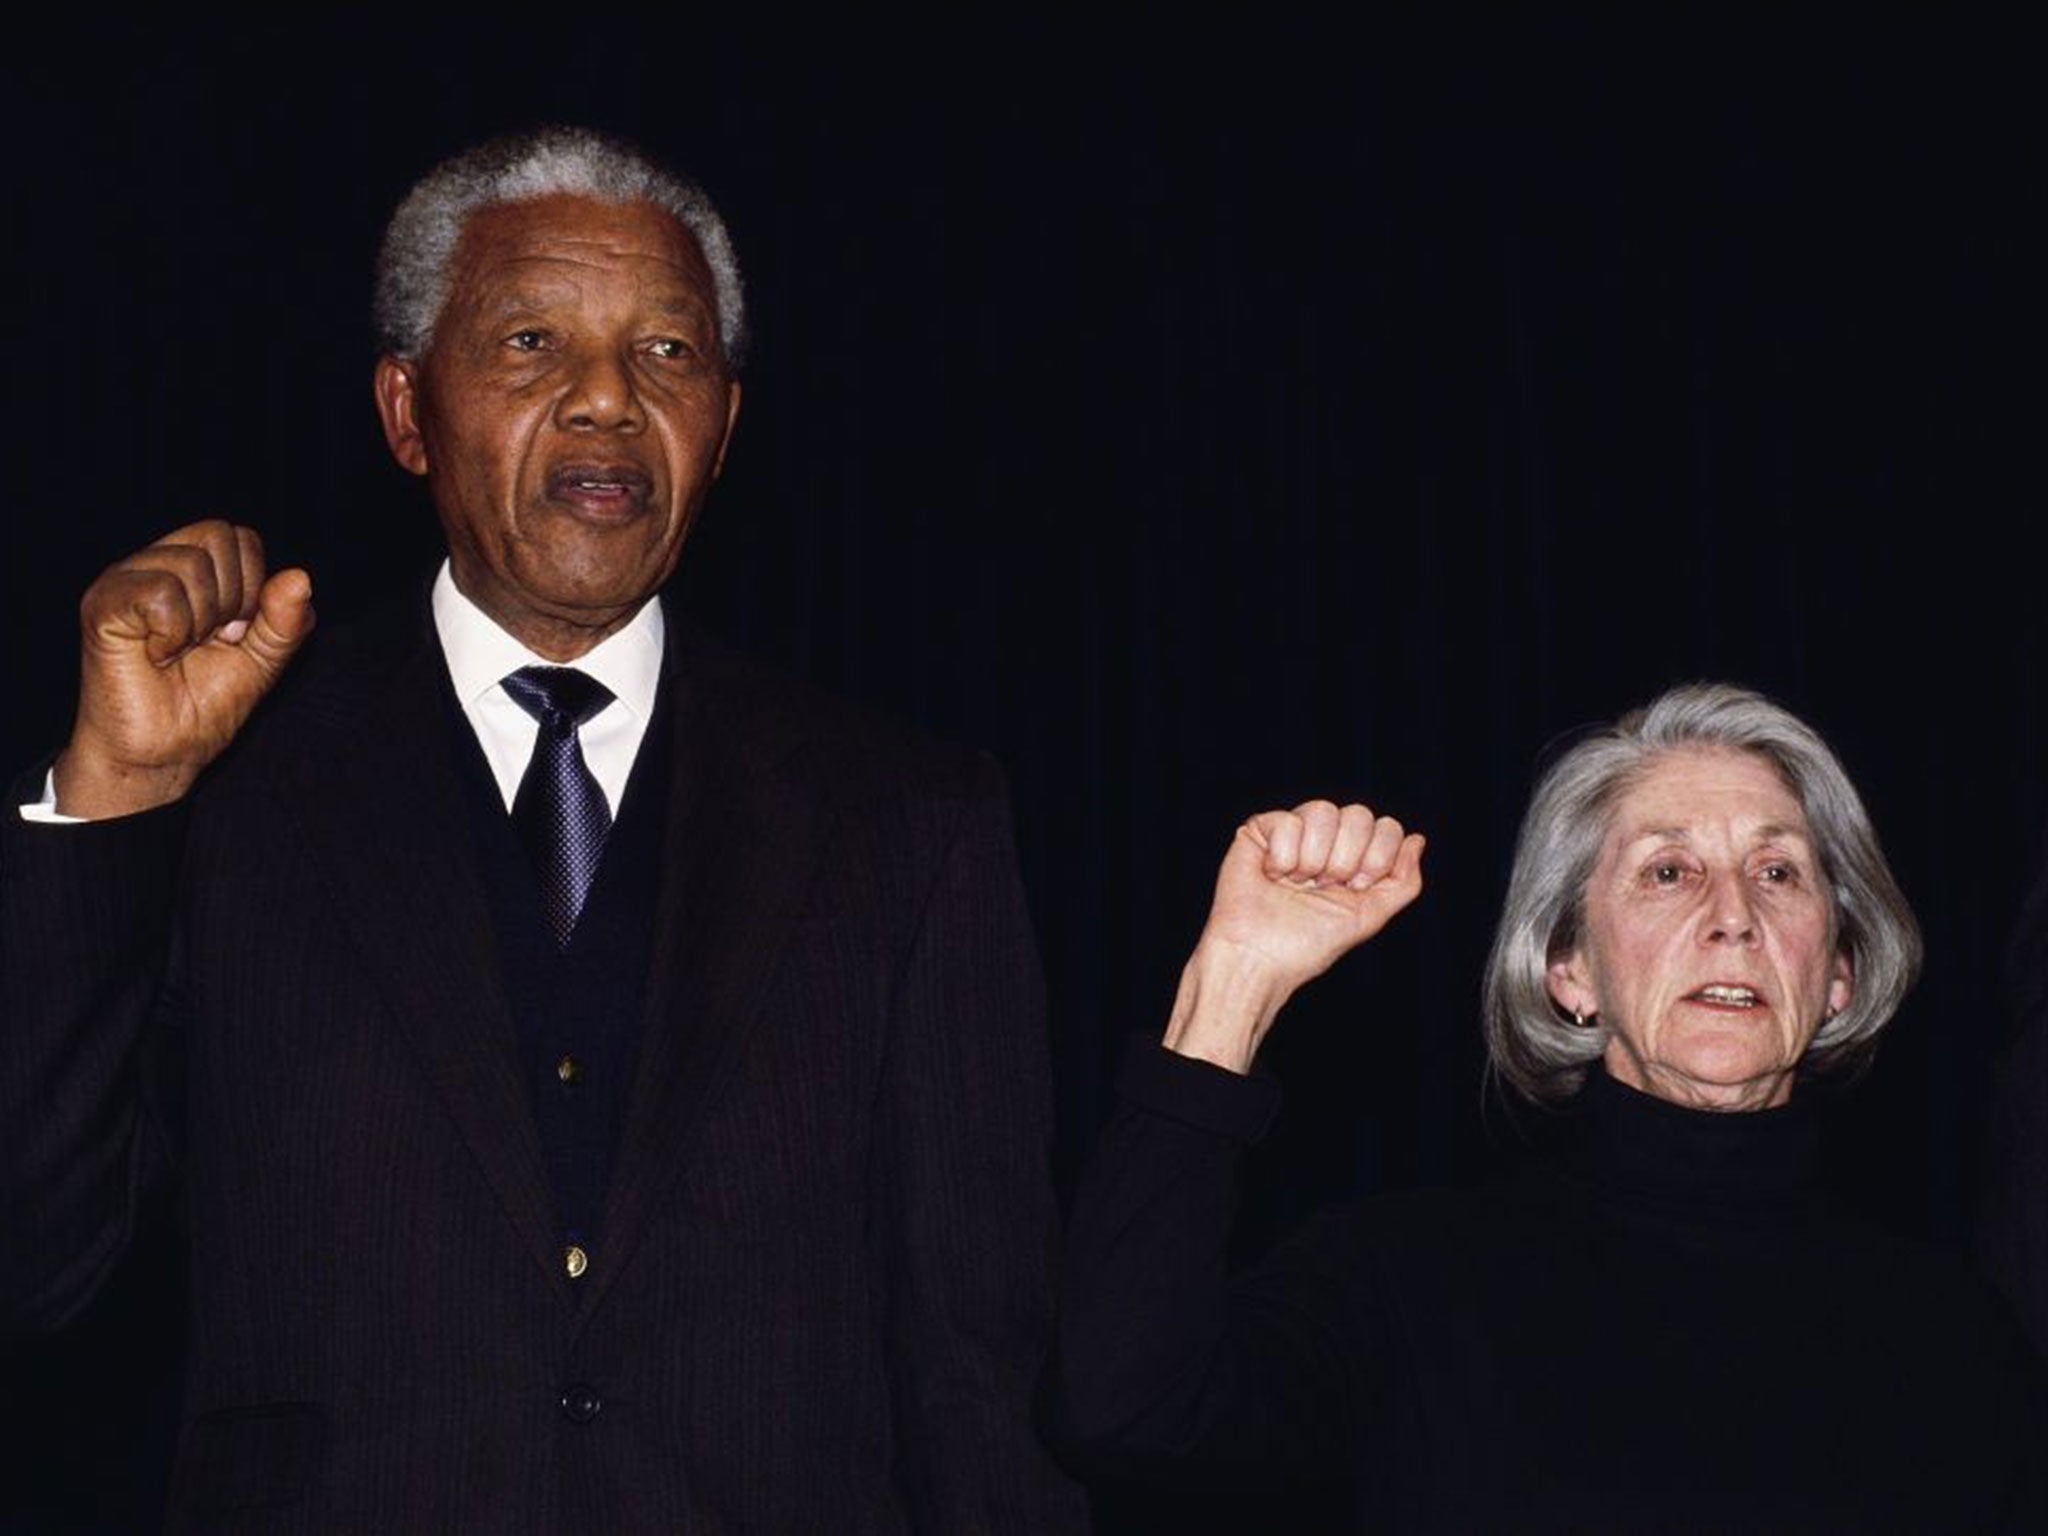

[1482,682,1922,1104]
[374,125,747,368]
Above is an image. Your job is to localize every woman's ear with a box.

[1827,949,1854,1018]
[1547,951,1597,1022]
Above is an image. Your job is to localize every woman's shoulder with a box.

[1813,1207,2047,1376]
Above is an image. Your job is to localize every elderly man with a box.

[2,128,1083,1533]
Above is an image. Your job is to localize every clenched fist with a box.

[1163,801,1425,1074]
[53,520,315,819]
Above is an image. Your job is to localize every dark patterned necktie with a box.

[501,667,616,947]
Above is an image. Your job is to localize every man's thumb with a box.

[241,567,317,676]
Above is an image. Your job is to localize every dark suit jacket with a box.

[1985,842,2048,1366]
[1,594,1084,1534]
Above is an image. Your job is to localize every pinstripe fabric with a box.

[1,593,1085,1534]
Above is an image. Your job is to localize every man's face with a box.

[374,194,741,657]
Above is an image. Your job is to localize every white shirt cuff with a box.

[18,768,83,824]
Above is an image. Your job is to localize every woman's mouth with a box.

[1688,984,1762,1008]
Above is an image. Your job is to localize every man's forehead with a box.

[451,194,712,290]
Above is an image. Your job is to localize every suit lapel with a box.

[580,621,827,1320]
[275,598,569,1300]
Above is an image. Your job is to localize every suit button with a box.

[561,1384,602,1424]
[556,1054,582,1086]
[565,1244,588,1279]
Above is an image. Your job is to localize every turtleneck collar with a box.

[1558,1066,1823,1219]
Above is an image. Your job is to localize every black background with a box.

[3,19,2043,1532]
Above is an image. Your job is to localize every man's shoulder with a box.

[668,621,1006,813]
[206,589,438,774]
[207,599,1010,822]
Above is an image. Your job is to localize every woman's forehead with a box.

[1601,748,1810,849]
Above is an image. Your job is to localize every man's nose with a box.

[1702,870,1759,945]
[556,347,645,433]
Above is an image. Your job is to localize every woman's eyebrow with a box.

[1751,822,1813,845]
[1616,823,1692,847]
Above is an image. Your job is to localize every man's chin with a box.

[454,570,663,657]
[527,579,666,626]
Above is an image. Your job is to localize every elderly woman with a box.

[1055,684,2045,1532]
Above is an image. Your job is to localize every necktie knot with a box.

[502,666,615,732]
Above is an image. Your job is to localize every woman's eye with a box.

[1758,862,1796,884]
[1650,862,1684,885]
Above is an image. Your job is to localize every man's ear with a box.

[710,379,742,481]
[373,356,430,477]
[1547,950,1598,1022]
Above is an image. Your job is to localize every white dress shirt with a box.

[21,561,665,822]
[431,563,663,816]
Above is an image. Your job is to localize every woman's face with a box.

[1547,748,1854,1111]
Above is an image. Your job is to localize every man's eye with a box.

[506,330,548,351]
[647,337,693,360]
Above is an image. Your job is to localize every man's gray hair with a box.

[1482,682,1922,1104]
[374,125,747,367]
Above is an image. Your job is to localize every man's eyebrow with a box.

[471,287,713,327]
[478,285,573,319]
[643,292,716,324]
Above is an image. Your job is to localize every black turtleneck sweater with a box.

[1054,1048,2048,1532]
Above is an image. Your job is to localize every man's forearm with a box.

[0,788,186,1335]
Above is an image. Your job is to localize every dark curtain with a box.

[3,20,2040,1532]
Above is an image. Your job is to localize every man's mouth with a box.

[1687,984,1762,1008]
[547,463,654,513]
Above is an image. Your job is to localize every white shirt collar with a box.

[431,560,665,723]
